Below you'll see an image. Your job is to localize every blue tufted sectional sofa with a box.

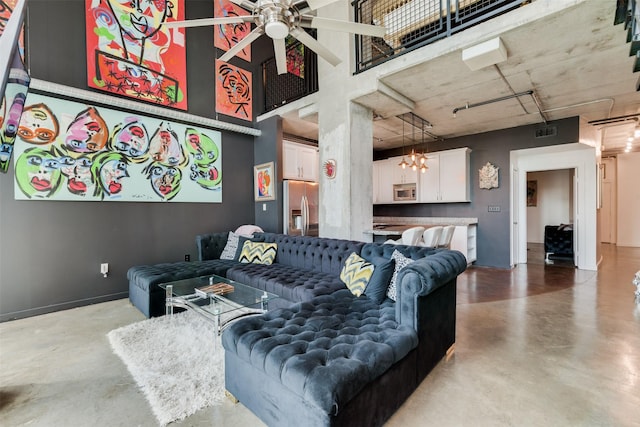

[127,232,467,426]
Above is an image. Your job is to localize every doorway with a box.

[510,143,598,271]
[525,169,575,266]
[599,157,616,244]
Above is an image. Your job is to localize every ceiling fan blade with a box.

[164,16,253,29]
[290,28,341,67]
[294,0,339,11]
[303,16,387,38]
[273,38,287,75]
[228,0,257,11]
[219,27,263,62]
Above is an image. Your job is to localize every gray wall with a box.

[253,116,283,233]
[0,0,265,321]
[374,117,580,268]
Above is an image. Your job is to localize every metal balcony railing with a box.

[354,0,530,73]
[262,38,319,114]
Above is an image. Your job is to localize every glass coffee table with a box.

[159,274,279,335]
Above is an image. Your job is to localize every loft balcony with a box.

[354,0,530,73]
[260,0,530,116]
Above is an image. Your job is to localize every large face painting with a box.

[215,60,252,121]
[85,0,188,110]
[13,92,222,202]
[214,0,251,62]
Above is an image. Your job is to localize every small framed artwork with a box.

[254,162,275,201]
[527,180,537,207]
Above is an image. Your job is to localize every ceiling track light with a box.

[588,114,640,126]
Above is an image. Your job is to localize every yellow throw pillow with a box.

[340,252,375,297]
[239,241,277,265]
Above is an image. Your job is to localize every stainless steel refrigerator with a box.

[283,180,319,236]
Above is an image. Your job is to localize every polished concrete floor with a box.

[1,244,639,426]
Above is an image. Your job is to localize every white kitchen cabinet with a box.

[373,158,396,204]
[391,155,419,184]
[283,140,319,182]
[418,155,440,202]
[418,148,471,203]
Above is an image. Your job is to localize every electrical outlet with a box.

[488,206,501,212]
[185,254,190,262]
[263,203,267,211]
[100,263,109,277]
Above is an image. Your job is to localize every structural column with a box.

[315,2,374,240]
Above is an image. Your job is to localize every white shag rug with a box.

[108,309,233,426]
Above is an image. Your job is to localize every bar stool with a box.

[421,226,443,247]
[385,226,425,246]
[437,225,456,249]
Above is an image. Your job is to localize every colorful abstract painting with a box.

[0,0,25,60]
[215,60,252,121]
[286,37,304,78]
[13,92,222,202]
[213,0,251,62]
[0,65,29,173]
[85,0,188,110]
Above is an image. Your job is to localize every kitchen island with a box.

[365,217,478,264]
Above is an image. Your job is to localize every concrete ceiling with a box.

[282,0,640,155]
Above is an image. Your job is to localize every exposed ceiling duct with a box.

[451,90,548,124]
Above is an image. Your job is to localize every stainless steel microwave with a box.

[393,183,417,201]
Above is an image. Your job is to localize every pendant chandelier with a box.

[419,123,429,173]
[409,114,418,171]
[398,112,434,171]
[398,118,409,169]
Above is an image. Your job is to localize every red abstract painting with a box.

[0,0,25,60]
[213,0,251,62]
[85,0,188,110]
[215,60,252,121]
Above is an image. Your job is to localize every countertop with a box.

[364,217,478,235]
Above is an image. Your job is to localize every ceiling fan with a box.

[164,0,386,74]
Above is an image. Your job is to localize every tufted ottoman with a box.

[127,259,240,317]
[222,289,419,427]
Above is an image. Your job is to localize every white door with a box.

[511,167,520,266]
[599,158,616,244]
[601,181,614,243]
[572,168,578,266]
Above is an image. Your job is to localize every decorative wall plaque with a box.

[323,159,336,179]
[479,162,499,189]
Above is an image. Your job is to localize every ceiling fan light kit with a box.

[166,0,386,75]
[265,21,290,39]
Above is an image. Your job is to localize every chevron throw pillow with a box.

[340,252,375,297]
[239,241,277,265]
